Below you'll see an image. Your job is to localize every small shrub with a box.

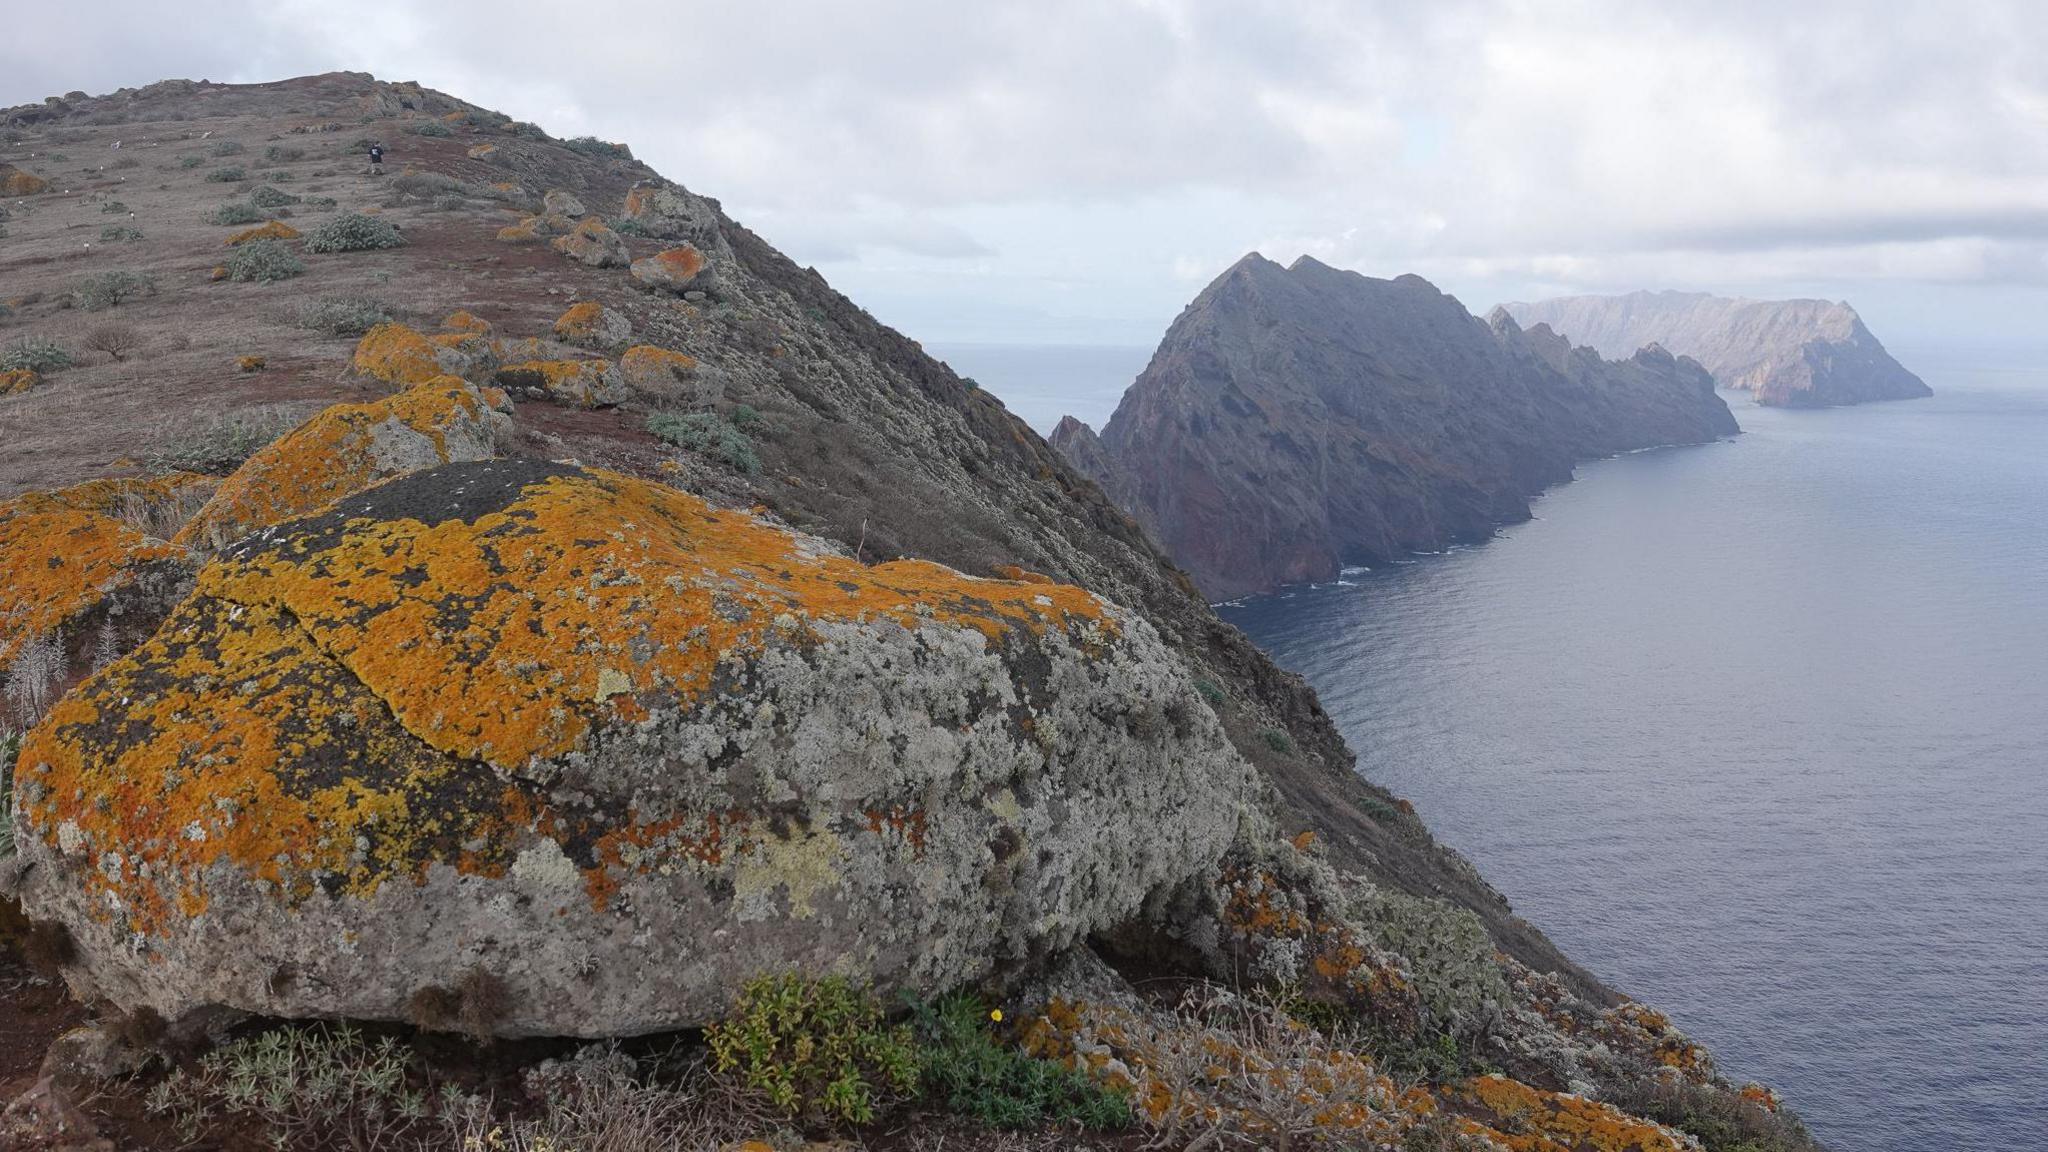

[910,993,1130,1130]
[205,165,246,182]
[648,411,761,475]
[147,407,301,475]
[408,119,452,137]
[4,631,67,727]
[249,184,299,207]
[263,144,305,163]
[4,336,74,373]
[1193,677,1226,706]
[1259,726,1295,754]
[73,269,158,311]
[296,295,394,336]
[98,199,128,213]
[99,224,145,242]
[264,169,294,183]
[211,140,244,156]
[303,212,406,253]
[223,238,303,282]
[706,973,919,1125]
[177,154,204,169]
[83,322,143,361]
[205,201,265,225]
[143,1023,450,1150]
[611,216,652,236]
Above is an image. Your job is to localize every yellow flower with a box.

[990,1008,1004,1023]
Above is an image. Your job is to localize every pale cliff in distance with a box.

[1053,254,1737,601]
[1504,290,1930,407]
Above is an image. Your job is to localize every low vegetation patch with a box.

[249,184,300,208]
[1,728,19,859]
[296,295,396,336]
[99,224,145,242]
[304,212,406,253]
[222,238,305,282]
[706,973,919,1125]
[147,406,302,475]
[73,270,158,311]
[564,135,632,159]
[648,410,762,475]
[205,165,246,183]
[264,144,305,163]
[1,335,73,373]
[205,201,266,226]
[407,119,452,137]
[911,993,1132,1130]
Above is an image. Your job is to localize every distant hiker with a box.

[367,142,384,175]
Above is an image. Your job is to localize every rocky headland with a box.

[1052,254,1737,600]
[1503,290,1930,407]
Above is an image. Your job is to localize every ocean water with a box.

[926,342,1152,434]
[1215,348,2048,1152]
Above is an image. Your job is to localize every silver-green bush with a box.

[303,213,406,253]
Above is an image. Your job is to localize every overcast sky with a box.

[6,1,2045,349]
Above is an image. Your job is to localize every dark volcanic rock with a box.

[1504,289,1930,407]
[1055,255,1737,600]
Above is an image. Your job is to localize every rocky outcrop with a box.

[10,458,1256,1036]
[1503,290,1929,407]
[1054,255,1737,600]
[172,380,513,550]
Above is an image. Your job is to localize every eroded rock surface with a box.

[12,460,1256,1036]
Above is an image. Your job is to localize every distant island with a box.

[1504,290,1929,407]
[1053,253,1737,599]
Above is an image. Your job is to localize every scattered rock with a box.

[552,300,632,350]
[350,321,474,386]
[552,218,628,268]
[541,189,587,218]
[494,358,625,409]
[1,163,51,196]
[467,143,498,161]
[2,368,38,395]
[618,344,701,403]
[629,245,712,294]
[0,1076,114,1152]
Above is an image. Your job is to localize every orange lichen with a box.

[466,143,498,161]
[1,165,50,196]
[0,476,208,664]
[552,218,626,266]
[493,358,616,408]
[1,368,37,395]
[619,345,696,387]
[350,322,452,387]
[1456,1075,1692,1152]
[497,219,542,243]
[552,300,608,341]
[223,221,300,245]
[197,466,1115,770]
[621,186,658,219]
[237,355,266,373]
[1216,860,1417,1030]
[440,310,492,336]
[173,380,508,550]
[991,563,1055,585]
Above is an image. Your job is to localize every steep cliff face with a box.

[1054,255,1736,600]
[1504,290,1930,407]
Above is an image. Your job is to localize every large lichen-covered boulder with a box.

[552,300,632,350]
[173,380,512,550]
[350,322,477,387]
[1,163,51,197]
[10,460,1255,1037]
[0,476,210,670]
[621,182,724,249]
[618,344,704,403]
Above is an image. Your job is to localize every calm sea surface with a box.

[950,341,2048,1152]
